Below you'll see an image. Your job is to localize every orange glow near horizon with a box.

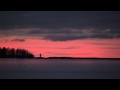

[0,36,120,58]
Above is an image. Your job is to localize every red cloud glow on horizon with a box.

[0,36,120,58]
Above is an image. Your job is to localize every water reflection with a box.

[0,58,120,79]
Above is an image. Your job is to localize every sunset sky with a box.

[0,11,120,58]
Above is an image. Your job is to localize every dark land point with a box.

[35,56,120,60]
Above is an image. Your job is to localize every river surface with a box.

[0,58,120,79]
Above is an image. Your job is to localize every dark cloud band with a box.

[11,39,25,42]
[0,11,120,41]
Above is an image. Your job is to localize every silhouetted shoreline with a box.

[0,57,120,60]
[35,57,120,60]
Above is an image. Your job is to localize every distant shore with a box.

[0,57,120,60]
[35,57,120,60]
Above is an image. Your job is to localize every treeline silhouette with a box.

[0,47,34,58]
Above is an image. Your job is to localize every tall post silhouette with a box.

[40,54,42,58]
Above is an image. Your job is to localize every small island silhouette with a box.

[0,47,120,60]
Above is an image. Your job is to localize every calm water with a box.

[0,58,120,79]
